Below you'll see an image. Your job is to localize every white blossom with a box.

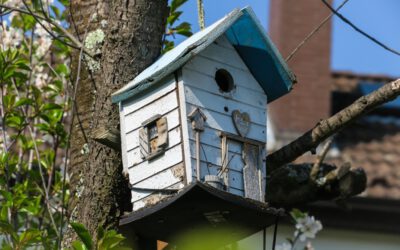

[304,241,315,250]
[33,65,50,88]
[276,242,292,250]
[34,23,53,58]
[4,0,24,8]
[294,215,323,242]
[0,22,23,50]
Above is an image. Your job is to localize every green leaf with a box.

[98,230,126,250]
[15,97,34,107]
[18,229,41,247]
[290,208,306,220]
[71,241,89,250]
[167,11,182,26]
[170,0,188,13]
[70,222,93,250]
[41,103,63,111]
[5,115,25,129]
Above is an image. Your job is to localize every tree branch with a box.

[0,4,95,58]
[267,78,400,171]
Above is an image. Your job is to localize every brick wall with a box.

[268,0,332,134]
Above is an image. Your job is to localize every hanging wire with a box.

[263,227,267,250]
[272,216,279,250]
[321,0,400,57]
[286,0,350,62]
[200,143,211,175]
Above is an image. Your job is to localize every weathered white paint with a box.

[119,103,129,173]
[122,77,176,115]
[119,74,185,211]
[120,33,271,210]
[130,163,185,203]
[183,69,267,110]
[124,91,179,134]
[182,35,267,199]
[126,126,182,167]
[132,182,185,211]
[177,75,193,184]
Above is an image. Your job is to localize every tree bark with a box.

[65,0,168,246]
[266,79,400,171]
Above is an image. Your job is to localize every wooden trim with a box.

[176,70,192,184]
[218,131,265,146]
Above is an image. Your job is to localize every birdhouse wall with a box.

[120,75,186,211]
[180,35,268,197]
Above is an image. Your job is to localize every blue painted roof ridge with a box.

[112,6,295,103]
[241,7,296,84]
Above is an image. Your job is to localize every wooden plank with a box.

[242,143,263,201]
[177,77,193,183]
[213,35,236,51]
[119,104,129,173]
[132,181,184,211]
[122,76,176,115]
[182,68,267,110]
[184,55,264,93]
[184,85,266,126]
[189,140,243,172]
[131,163,185,191]
[125,109,180,151]
[186,103,266,142]
[127,127,182,168]
[200,42,249,72]
[128,143,183,183]
[229,187,245,197]
[190,159,244,192]
[124,91,178,133]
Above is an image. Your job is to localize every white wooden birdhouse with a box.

[112,7,295,213]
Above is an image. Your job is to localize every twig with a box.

[267,78,400,171]
[0,4,94,58]
[59,24,90,249]
[310,134,336,180]
[11,80,60,237]
[321,0,400,57]
[286,0,350,62]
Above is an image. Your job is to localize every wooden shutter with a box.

[156,117,168,149]
[139,127,149,159]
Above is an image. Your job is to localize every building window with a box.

[139,115,168,160]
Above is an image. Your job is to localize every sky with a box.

[179,0,400,78]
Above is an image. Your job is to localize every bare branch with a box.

[267,79,400,171]
[310,134,336,180]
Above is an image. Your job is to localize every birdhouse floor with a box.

[119,182,284,243]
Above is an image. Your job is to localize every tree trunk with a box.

[65,0,168,246]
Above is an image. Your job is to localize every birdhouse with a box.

[112,7,295,241]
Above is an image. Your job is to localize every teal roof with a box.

[112,7,296,103]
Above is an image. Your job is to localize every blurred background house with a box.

[239,0,400,249]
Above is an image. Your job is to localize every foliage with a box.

[69,222,130,250]
[0,0,192,248]
[163,0,193,53]
[276,209,323,250]
[0,0,71,249]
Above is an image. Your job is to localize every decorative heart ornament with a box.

[232,110,251,137]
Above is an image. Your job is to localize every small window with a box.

[215,69,234,92]
[139,115,168,160]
